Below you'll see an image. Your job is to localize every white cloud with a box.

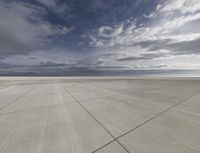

[92,12,200,47]
[160,0,200,14]
[0,1,71,57]
[89,0,200,70]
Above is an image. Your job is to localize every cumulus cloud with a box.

[0,1,71,58]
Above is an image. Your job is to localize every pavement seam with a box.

[63,86,130,153]
[114,90,200,140]
[0,86,34,111]
[91,90,200,152]
[73,81,200,151]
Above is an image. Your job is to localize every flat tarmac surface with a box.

[0,77,200,153]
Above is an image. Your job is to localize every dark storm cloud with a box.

[116,52,167,61]
[38,61,67,67]
[142,38,200,55]
[30,57,37,60]
[0,62,14,68]
[167,39,200,55]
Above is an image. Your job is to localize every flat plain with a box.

[0,77,200,153]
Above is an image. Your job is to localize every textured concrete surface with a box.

[0,77,200,153]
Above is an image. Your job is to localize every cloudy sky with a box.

[0,0,200,75]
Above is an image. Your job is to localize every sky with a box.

[0,0,200,76]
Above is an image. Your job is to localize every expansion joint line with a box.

[63,87,130,153]
[114,90,200,140]
[73,82,200,152]
[0,86,34,111]
[78,84,200,150]
[64,82,200,153]
[97,90,200,152]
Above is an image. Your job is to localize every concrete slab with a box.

[95,142,127,153]
[119,110,200,153]
[0,103,113,153]
[0,84,75,114]
[123,86,198,107]
[79,97,167,137]
[64,87,102,101]
[0,77,200,153]
[86,80,199,107]
[0,85,32,109]
[174,93,200,116]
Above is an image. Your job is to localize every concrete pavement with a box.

[0,77,200,153]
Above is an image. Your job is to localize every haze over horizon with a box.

[0,0,200,76]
